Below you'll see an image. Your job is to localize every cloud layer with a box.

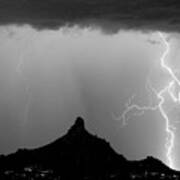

[0,0,180,32]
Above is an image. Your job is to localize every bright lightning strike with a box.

[114,32,180,169]
[158,32,176,169]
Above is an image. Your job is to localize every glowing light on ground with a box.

[114,32,180,169]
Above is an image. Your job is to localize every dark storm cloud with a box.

[1,0,180,32]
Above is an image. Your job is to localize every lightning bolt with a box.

[114,31,180,169]
[16,39,32,126]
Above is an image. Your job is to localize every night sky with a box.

[0,0,180,170]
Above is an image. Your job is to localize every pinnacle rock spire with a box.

[68,117,86,135]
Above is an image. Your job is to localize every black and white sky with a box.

[1,0,180,170]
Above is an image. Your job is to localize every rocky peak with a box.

[68,117,87,135]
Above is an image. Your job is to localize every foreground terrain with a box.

[0,117,180,180]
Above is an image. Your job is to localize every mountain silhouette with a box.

[0,117,179,180]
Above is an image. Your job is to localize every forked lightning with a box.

[115,32,180,169]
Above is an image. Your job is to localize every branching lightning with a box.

[114,32,180,169]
